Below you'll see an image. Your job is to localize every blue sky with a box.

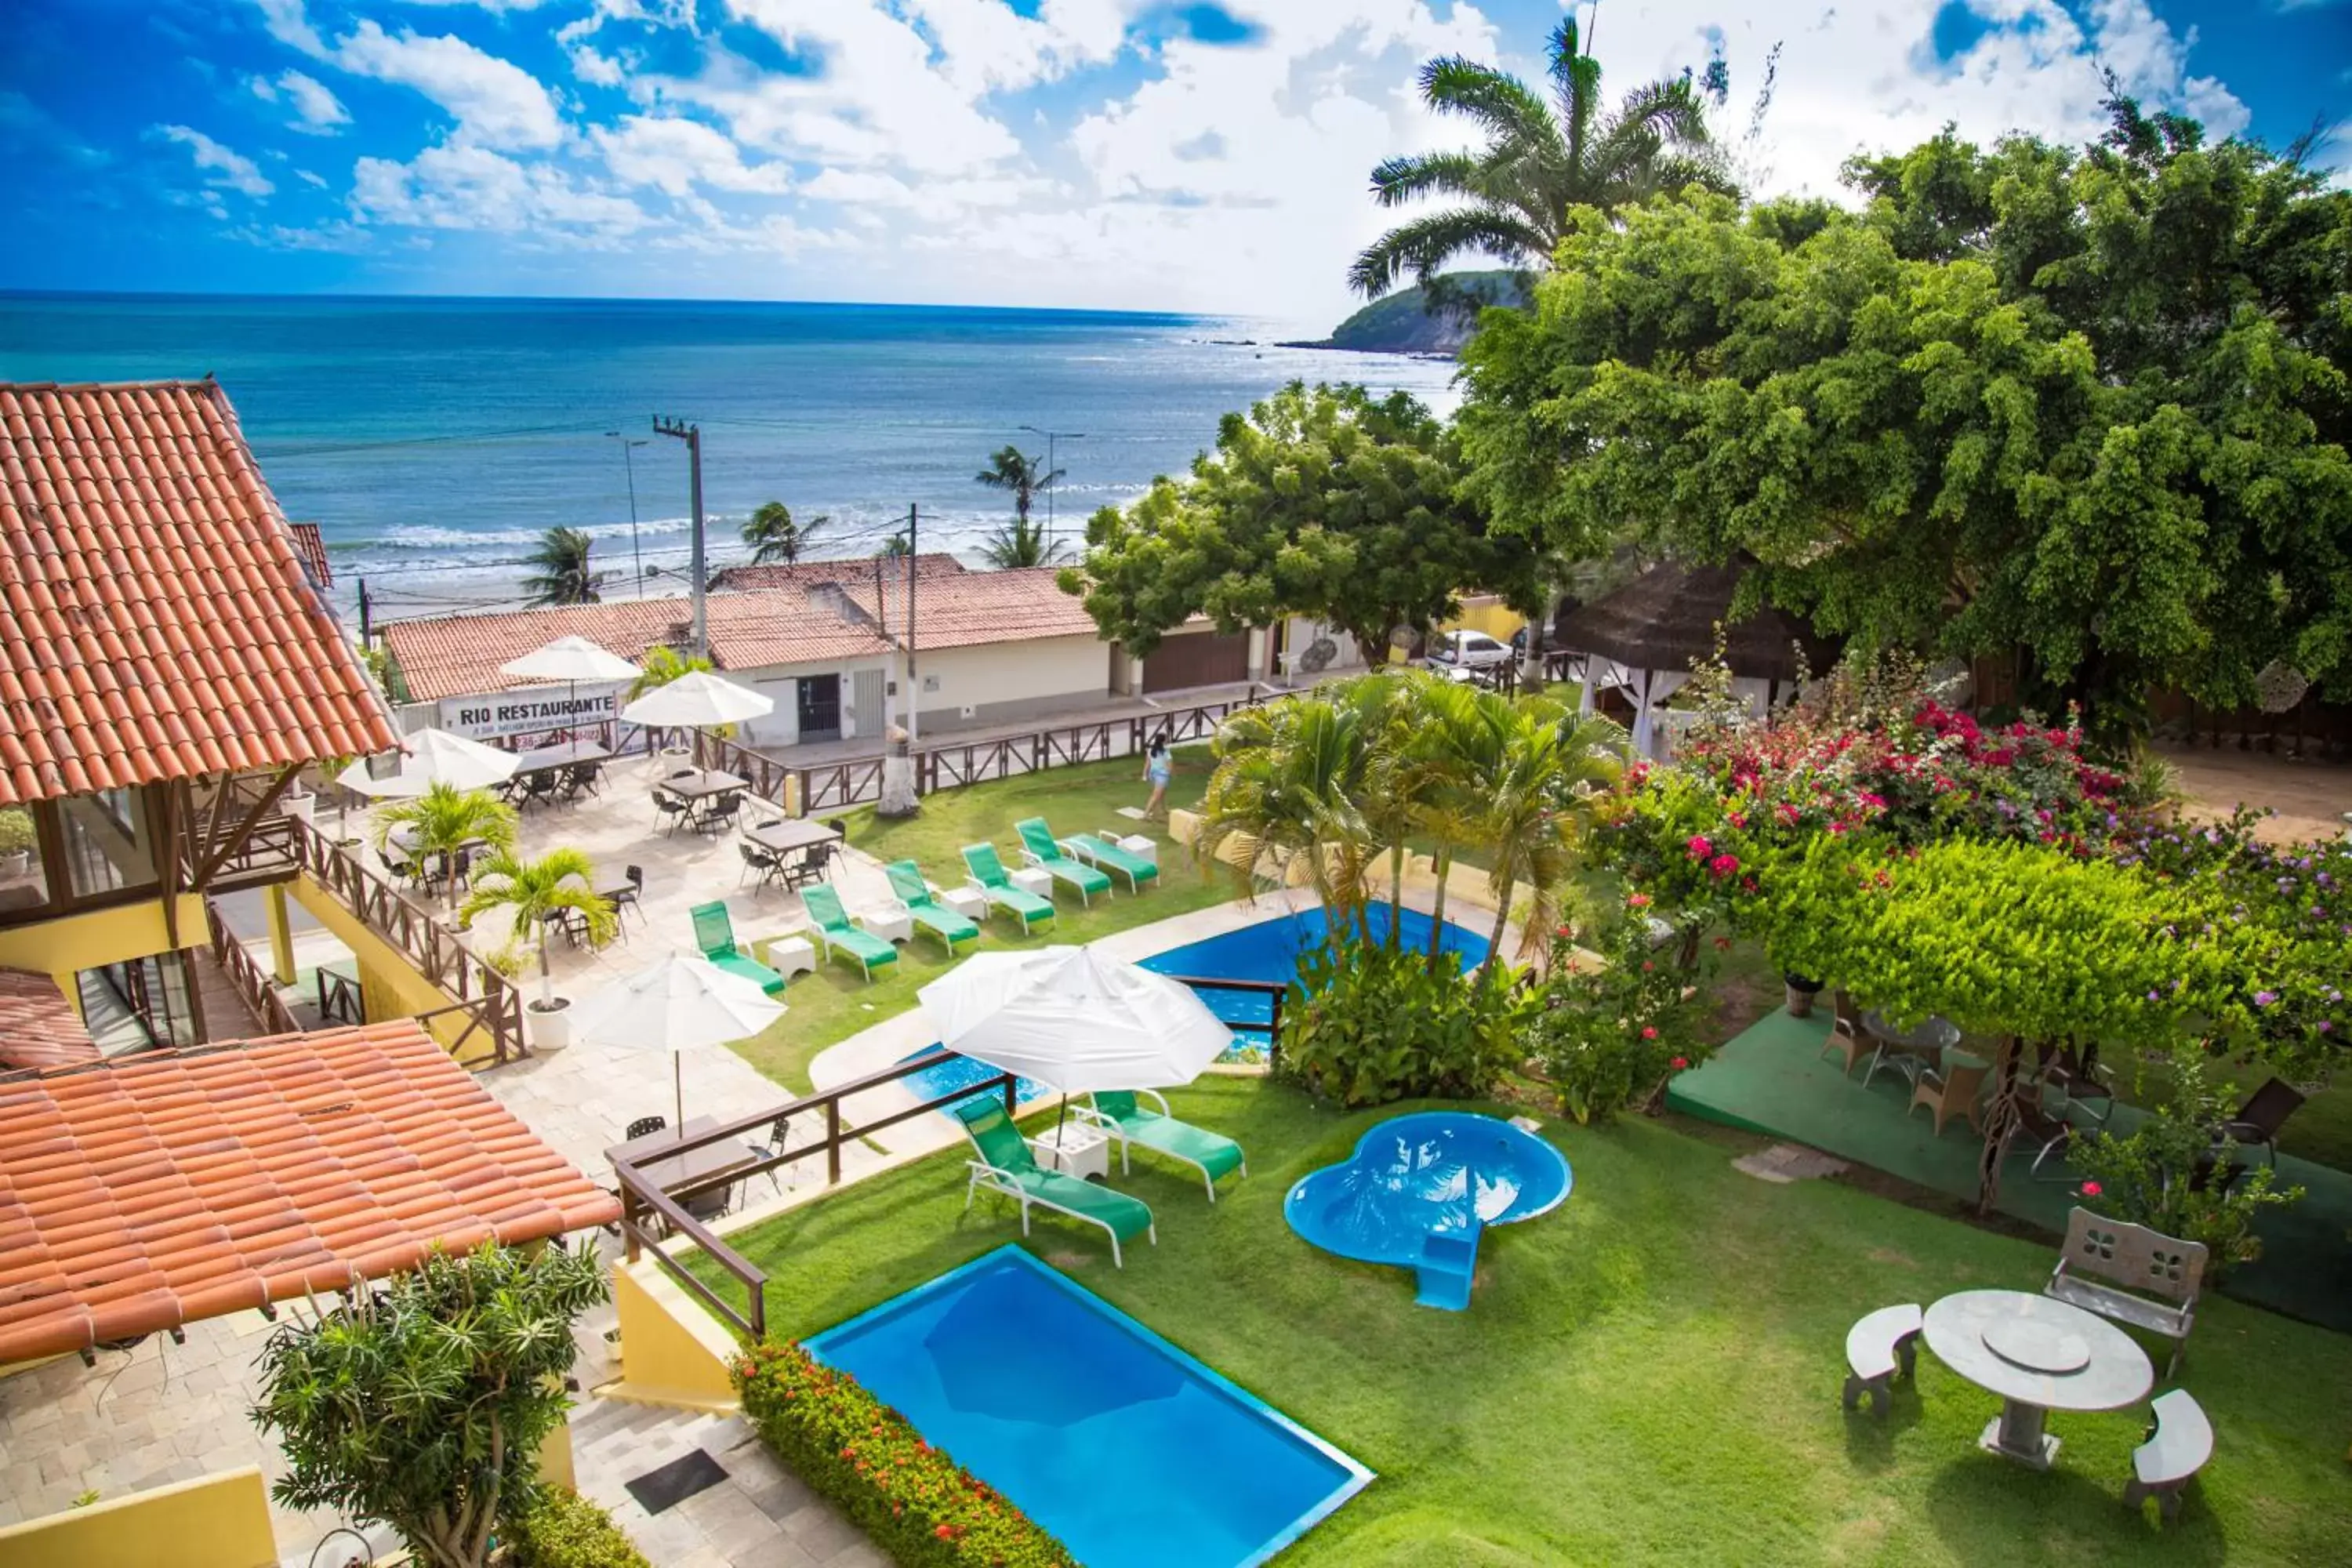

[1,2,2344,322]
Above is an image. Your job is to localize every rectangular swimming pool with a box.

[804,1246,1372,1568]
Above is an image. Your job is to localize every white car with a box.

[1424,630,1515,673]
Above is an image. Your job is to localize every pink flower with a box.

[1641,1025,1658,1040]
[1708,852,1740,879]
[1628,891,1652,909]
[1686,834,1713,859]
[2080,1181,2102,1198]
[1670,1056,1690,1070]
[1640,960,1655,973]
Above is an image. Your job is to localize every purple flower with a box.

[2146,990,2161,1003]
[2252,990,2278,1007]
[2320,1022,2335,1035]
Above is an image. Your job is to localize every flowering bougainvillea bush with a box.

[735,1341,1075,1568]
[1531,911,1719,1122]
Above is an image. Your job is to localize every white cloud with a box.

[251,0,327,58]
[593,114,793,194]
[154,124,275,198]
[352,140,650,237]
[296,168,329,187]
[254,69,352,134]
[336,20,564,150]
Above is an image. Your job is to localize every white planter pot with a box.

[527,999,572,1051]
[281,792,316,825]
[0,851,28,880]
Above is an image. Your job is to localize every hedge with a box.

[500,1488,652,1568]
[734,1341,1074,1568]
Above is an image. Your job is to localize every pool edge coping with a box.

[804,1242,1377,1568]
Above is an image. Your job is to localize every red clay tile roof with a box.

[289,521,332,586]
[0,380,396,805]
[0,967,97,1074]
[0,1018,619,1364]
[383,594,895,703]
[838,566,1098,651]
[710,552,964,593]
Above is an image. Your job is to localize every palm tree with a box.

[1349,17,1729,299]
[1193,695,1380,935]
[626,644,713,702]
[978,515,1069,568]
[370,783,518,910]
[742,501,828,566]
[876,532,912,561]
[1436,699,1625,964]
[975,445,1063,529]
[520,527,611,607]
[459,848,617,1006]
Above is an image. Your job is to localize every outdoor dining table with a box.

[655,768,749,802]
[745,818,841,855]
[510,739,612,775]
[1922,1288,2153,1469]
[1862,1009,1964,1087]
[606,1115,757,1224]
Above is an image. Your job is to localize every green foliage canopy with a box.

[1069,381,1546,660]
[1455,94,2352,725]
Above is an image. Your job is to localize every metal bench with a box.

[1841,1303,1922,1417]
[2045,1207,2206,1377]
[2124,1388,2212,1523]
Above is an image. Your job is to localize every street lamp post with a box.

[604,432,650,597]
[1018,424,1085,541]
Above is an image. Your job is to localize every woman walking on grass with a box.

[1142,735,1173,821]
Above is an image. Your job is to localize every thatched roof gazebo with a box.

[1554,561,1832,757]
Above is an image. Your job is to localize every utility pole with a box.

[652,416,705,657]
[904,503,920,749]
[605,431,649,597]
[1020,424,1085,540]
[356,577,371,644]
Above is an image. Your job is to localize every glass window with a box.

[60,787,158,899]
[0,805,53,918]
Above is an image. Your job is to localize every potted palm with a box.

[459,847,617,1051]
[368,782,517,913]
[0,808,34,881]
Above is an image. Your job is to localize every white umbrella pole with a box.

[674,1048,685,1131]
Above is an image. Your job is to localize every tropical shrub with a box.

[0,807,39,858]
[735,1341,1073,1568]
[1531,909,1717,1123]
[2071,1046,2305,1273]
[250,1241,608,1568]
[371,782,518,910]
[500,1490,652,1568]
[1276,932,1535,1107]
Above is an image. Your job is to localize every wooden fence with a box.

[202,897,299,1037]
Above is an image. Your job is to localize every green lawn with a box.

[729,750,1230,1091]
[695,1078,2352,1567]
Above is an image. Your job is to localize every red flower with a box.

[1670,1056,1690,1070]
[1708,852,1740,878]
[1640,960,1655,972]
[1686,834,1713,859]
[1628,891,1652,909]
[935,1524,957,1541]
[2081,1181,2103,1198]
[1713,935,1733,950]
[1641,1025,1658,1040]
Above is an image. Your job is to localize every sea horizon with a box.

[0,290,1456,628]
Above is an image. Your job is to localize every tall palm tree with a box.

[978,515,1069,568]
[1349,17,1729,299]
[1436,699,1625,964]
[1194,695,1380,934]
[520,527,611,607]
[742,501,828,566]
[459,848,617,1006]
[975,446,1063,528]
[370,783,518,911]
[876,532,912,560]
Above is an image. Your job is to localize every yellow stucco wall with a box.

[286,874,495,1065]
[1441,597,1528,642]
[0,1467,276,1568]
[0,895,209,1011]
[606,1262,743,1415]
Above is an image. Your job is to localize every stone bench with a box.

[1841,1303,1922,1418]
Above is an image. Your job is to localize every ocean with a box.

[0,293,1459,624]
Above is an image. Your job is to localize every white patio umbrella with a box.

[916,946,1234,1097]
[334,728,520,799]
[620,670,773,728]
[499,635,641,739]
[570,953,785,1130]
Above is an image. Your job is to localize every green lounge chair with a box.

[1063,829,1159,895]
[960,843,1056,935]
[952,1098,1156,1267]
[690,901,786,995]
[1014,818,1112,906]
[1076,1088,1247,1202]
[883,859,980,956]
[800,884,899,982]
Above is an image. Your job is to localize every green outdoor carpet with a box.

[1669,1010,2352,1333]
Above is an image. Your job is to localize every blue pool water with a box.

[806,1247,1372,1568]
[900,907,1492,1102]
[1286,1112,1571,1290]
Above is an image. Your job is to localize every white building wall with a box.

[910,635,1111,730]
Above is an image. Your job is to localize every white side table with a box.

[1115,835,1159,867]
[855,906,916,945]
[1032,1122,1110,1182]
[1010,866,1054,900]
[939,886,988,921]
[756,935,816,982]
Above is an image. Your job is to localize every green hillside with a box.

[1287,270,1530,355]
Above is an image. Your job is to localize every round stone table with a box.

[1922,1289,2153,1468]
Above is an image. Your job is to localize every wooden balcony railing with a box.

[203,896,299,1037]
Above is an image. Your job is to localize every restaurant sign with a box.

[438,683,626,742]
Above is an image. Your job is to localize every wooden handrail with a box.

[203,896,299,1036]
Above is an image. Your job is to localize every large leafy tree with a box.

[1350,16,1729,299]
[742,500,827,565]
[1068,381,1546,661]
[1456,92,2352,735]
[252,1241,609,1568]
[520,527,610,607]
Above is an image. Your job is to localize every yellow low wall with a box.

[1442,597,1529,642]
[0,1467,276,1568]
[0,895,209,1011]
[604,1261,743,1415]
[286,874,494,1064]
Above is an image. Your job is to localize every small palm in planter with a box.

[371,783,517,911]
[459,848,617,1043]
